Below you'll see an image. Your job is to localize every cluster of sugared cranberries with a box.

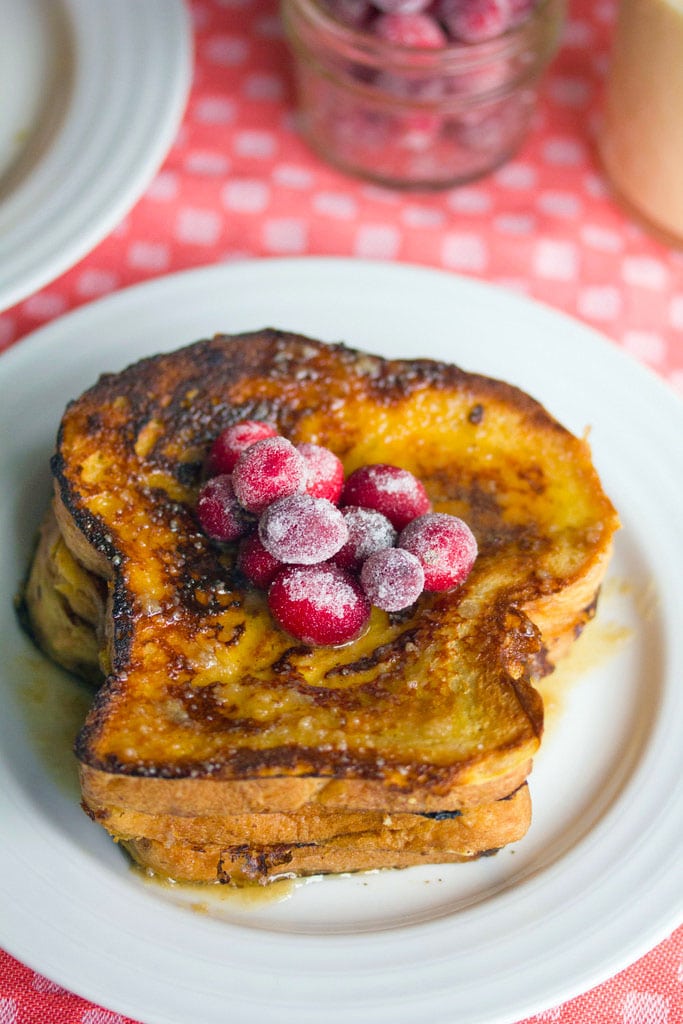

[196,420,478,646]
[322,0,538,47]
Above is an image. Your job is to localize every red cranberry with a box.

[237,533,283,589]
[398,512,478,591]
[232,436,307,515]
[373,12,448,48]
[438,0,512,43]
[332,506,397,572]
[340,463,431,530]
[208,420,278,475]
[373,0,432,12]
[268,564,371,646]
[360,547,425,612]
[297,443,345,503]
[196,475,252,542]
[259,494,348,564]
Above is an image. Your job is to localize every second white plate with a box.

[0,259,681,1024]
[0,0,192,311]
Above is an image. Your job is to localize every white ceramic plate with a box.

[0,0,192,312]
[1,259,681,1024]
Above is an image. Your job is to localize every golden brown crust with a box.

[121,784,531,885]
[23,328,620,886]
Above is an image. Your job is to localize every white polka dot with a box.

[0,314,16,348]
[562,19,595,47]
[312,192,358,219]
[494,213,535,235]
[31,973,66,994]
[354,224,401,259]
[243,72,284,101]
[81,1011,126,1024]
[401,206,446,228]
[254,14,284,36]
[0,998,17,1024]
[234,130,277,159]
[581,224,623,252]
[204,34,249,65]
[75,269,119,298]
[184,150,231,175]
[146,170,180,201]
[194,96,237,125]
[533,240,578,280]
[542,137,585,166]
[447,188,493,214]
[495,161,537,189]
[548,76,592,108]
[583,172,610,199]
[221,179,270,213]
[22,291,67,319]
[622,331,666,364]
[262,218,307,253]
[669,295,683,329]
[272,164,314,189]
[622,991,670,1024]
[175,207,223,245]
[441,233,488,272]
[537,191,582,218]
[595,0,617,23]
[622,256,669,290]
[577,285,622,320]
[127,241,170,272]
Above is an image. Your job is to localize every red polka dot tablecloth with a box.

[1,0,682,1022]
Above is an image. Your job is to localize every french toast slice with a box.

[26,329,618,881]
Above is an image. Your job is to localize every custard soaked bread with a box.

[25,330,618,883]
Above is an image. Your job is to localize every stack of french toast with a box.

[24,330,618,884]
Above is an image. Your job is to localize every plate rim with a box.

[0,0,192,312]
[1,257,682,1024]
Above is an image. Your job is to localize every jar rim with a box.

[282,0,560,73]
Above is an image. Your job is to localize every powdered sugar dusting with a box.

[282,565,358,619]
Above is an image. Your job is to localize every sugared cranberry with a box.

[268,564,371,646]
[360,547,424,612]
[332,506,397,572]
[399,512,478,590]
[373,0,432,12]
[232,436,307,515]
[373,12,448,48]
[237,533,283,589]
[196,475,252,542]
[297,443,345,503]
[437,0,512,43]
[259,493,348,564]
[340,463,432,530]
[208,420,278,475]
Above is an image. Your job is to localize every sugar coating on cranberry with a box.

[297,442,345,503]
[196,475,252,542]
[373,12,448,48]
[208,420,278,475]
[259,493,348,564]
[399,512,478,591]
[332,506,397,571]
[340,463,432,530]
[360,547,425,612]
[268,564,371,646]
[232,436,307,514]
[437,0,512,43]
[237,533,283,589]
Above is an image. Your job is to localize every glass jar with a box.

[600,0,683,246]
[281,0,564,190]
